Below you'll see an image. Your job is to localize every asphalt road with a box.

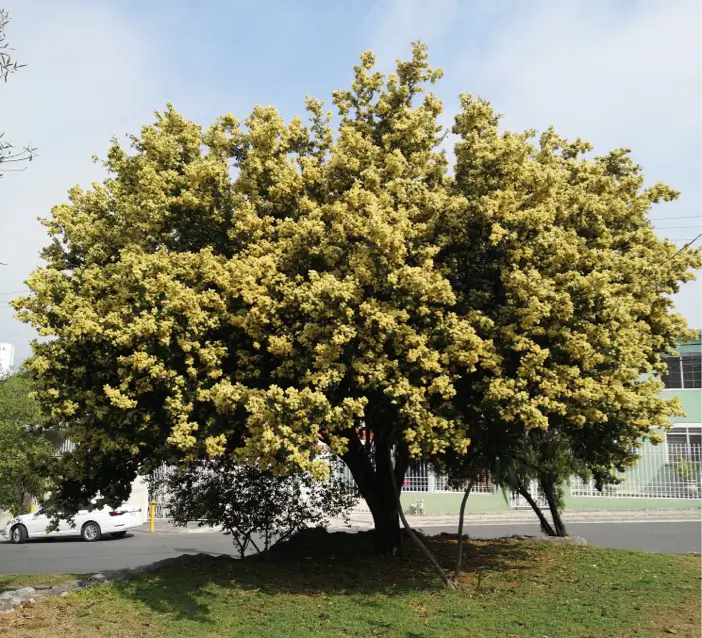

[0,531,240,575]
[0,521,698,575]
[421,520,701,554]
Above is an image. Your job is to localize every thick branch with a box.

[542,479,568,537]
[388,446,454,588]
[516,480,556,537]
[453,478,474,585]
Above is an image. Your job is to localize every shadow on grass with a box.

[108,529,540,625]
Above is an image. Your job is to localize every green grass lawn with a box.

[0,531,699,638]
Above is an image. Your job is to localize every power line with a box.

[0,289,28,297]
[664,234,702,263]
[649,215,701,220]
[655,225,701,230]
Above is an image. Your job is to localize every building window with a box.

[666,425,702,463]
[661,354,702,389]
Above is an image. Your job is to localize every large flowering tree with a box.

[14,43,699,553]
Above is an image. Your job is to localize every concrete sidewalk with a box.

[140,507,700,534]
[135,521,226,534]
[329,507,701,531]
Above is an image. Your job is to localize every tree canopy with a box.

[433,98,700,535]
[0,372,53,513]
[13,43,700,550]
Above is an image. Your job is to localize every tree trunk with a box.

[369,500,402,555]
[516,480,556,536]
[374,434,405,554]
[19,485,32,515]
[542,480,568,537]
[341,431,405,555]
[453,479,474,586]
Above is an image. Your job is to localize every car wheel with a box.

[110,531,128,539]
[81,521,101,542]
[10,524,28,544]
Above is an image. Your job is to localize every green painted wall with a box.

[400,491,511,515]
[665,389,702,423]
[664,337,700,422]
[399,490,700,515]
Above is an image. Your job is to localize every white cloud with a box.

[0,1,168,363]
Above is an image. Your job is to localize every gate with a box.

[509,480,549,510]
[148,464,173,520]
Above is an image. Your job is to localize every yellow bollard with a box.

[29,503,35,513]
[150,500,156,533]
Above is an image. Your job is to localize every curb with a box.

[330,508,701,531]
[134,526,224,535]
[137,509,700,535]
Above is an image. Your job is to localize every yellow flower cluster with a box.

[12,42,699,488]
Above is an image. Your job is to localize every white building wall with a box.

[124,476,150,524]
[0,342,14,376]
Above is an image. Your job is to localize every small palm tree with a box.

[433,419,556,585]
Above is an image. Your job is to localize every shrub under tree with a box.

[150,457,357,559]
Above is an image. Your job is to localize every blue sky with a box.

[1,0,700,364]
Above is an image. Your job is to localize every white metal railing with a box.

[510,479,550,510]
[53,438,77,456]
[330,458,494,496]
[149,463,174,519]
[329,457,494,515]
[403,462,494,494]
[330,458,370,512]
[570,442,702,499]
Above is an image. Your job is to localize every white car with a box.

[3,503,142,543]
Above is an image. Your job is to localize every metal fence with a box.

[149,463,174,519]
[329,457,371,512]
[53,439,77,456]
[509,480,550,510]
[403,461,495,494]
[147,441,702,519]
[570,442,702,499]
[329,457,495,514]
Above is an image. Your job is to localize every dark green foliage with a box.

[150,456,358,558]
